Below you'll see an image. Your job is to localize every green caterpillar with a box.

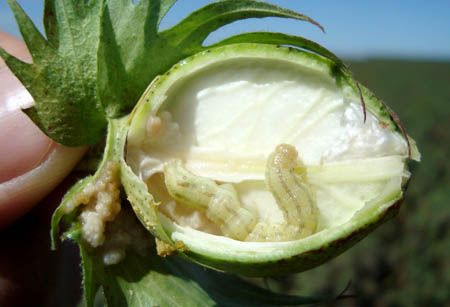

[163,144,317,241]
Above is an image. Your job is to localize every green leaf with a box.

[1,0,106,146]
[83,248,325,307]
[210,31,344,67]
[6,0,49,59]
[162,0,324,50]
[157,0,178,25]
[97,0,161,116]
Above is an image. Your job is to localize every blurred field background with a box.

[1,0,449,306]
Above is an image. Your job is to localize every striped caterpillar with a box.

[163,144,318,241]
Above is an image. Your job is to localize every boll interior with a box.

[126,46,413,247]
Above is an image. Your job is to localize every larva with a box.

[164,160,257,240]
[163,144,317,241]
[248,144,317,241]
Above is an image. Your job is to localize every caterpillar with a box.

[164,160,257,240]
[163,144,317,241]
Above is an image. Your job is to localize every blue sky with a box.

[1,0,449,60]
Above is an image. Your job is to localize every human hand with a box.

[0,32,86,228]
[0,32,85,306]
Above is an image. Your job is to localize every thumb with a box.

[0,32,86,228]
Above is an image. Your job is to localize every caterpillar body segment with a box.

[246,222,300,242]
[264,144,318,238]
[164,161,257,240]
[163,160,216,210]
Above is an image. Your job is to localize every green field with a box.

[267,60,450,306]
